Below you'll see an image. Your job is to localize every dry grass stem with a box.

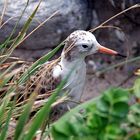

[16,10,59,49]
[0,0,8,25]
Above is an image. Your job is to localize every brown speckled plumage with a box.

[10,61,61,101]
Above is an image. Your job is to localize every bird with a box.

[1,30,126,111]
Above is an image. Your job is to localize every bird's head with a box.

[62,30,126,61]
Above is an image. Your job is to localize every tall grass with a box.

[0,1,140,140]
[0,1,65,139]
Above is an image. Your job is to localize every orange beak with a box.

[98,45,126,57]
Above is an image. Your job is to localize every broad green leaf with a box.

[96,98,109,113]
[102,88,129,105]
[103,124,123,140]
[111,89,129,103]
[87,113,106,129]
[67,114,89,136]
[111,102,129,118]
[51,96,100,139]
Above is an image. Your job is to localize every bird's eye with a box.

[82,45,88,48]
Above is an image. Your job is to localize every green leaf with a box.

[87,113,107,130]
[51,97,100,139]
[103,124,123,140]
[112,89,129,103]
[68,114,91,137]
[128,103,140,127]
[96,98,109,113]
[130,133,140,140]
[102,88,129,105]
[51,87,130,139]
[131,103,140,114]
[112,102,129,118]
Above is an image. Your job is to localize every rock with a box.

[0,0,91,51]
[115,30,125,42]
[91,10,99,28]
[108,0,140,24]
[12,48,52,61]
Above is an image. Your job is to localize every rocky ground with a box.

[0,0,140,99]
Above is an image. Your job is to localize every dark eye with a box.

[82,45,88,48]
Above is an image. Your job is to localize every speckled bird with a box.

[3,30,125,108]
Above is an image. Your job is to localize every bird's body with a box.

[1,30,123,109]
[9,47,87,107]
[53,56,86,106]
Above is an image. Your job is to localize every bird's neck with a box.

[60,55,87,104]
[52,55,86,79]
[60,54,85,71]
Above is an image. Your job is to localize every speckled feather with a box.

[9,60,62,100]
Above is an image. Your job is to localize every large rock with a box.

[108,0,140,24]
[86,0,140,75]
[88,0,140,49]
[0,0,91,51]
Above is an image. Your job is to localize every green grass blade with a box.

[14,92,37,140]
[24,66,72,140]
[0,62,16,78]
[0,39,14,50]
[0,75,12,88]
[0,0,29,62]
[1,0,42,64]
[0,87,14,123]
[0,63,16,91]
[10,0,42,49]
[0,106,13,140]
[18,42,64,84]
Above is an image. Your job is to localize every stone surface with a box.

[0,0,91,51]
[0,0,140,63]
[108,0,140,24]
[88,0,140,58]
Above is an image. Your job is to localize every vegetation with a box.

[52,83,140,140]
[0,1,140,139]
